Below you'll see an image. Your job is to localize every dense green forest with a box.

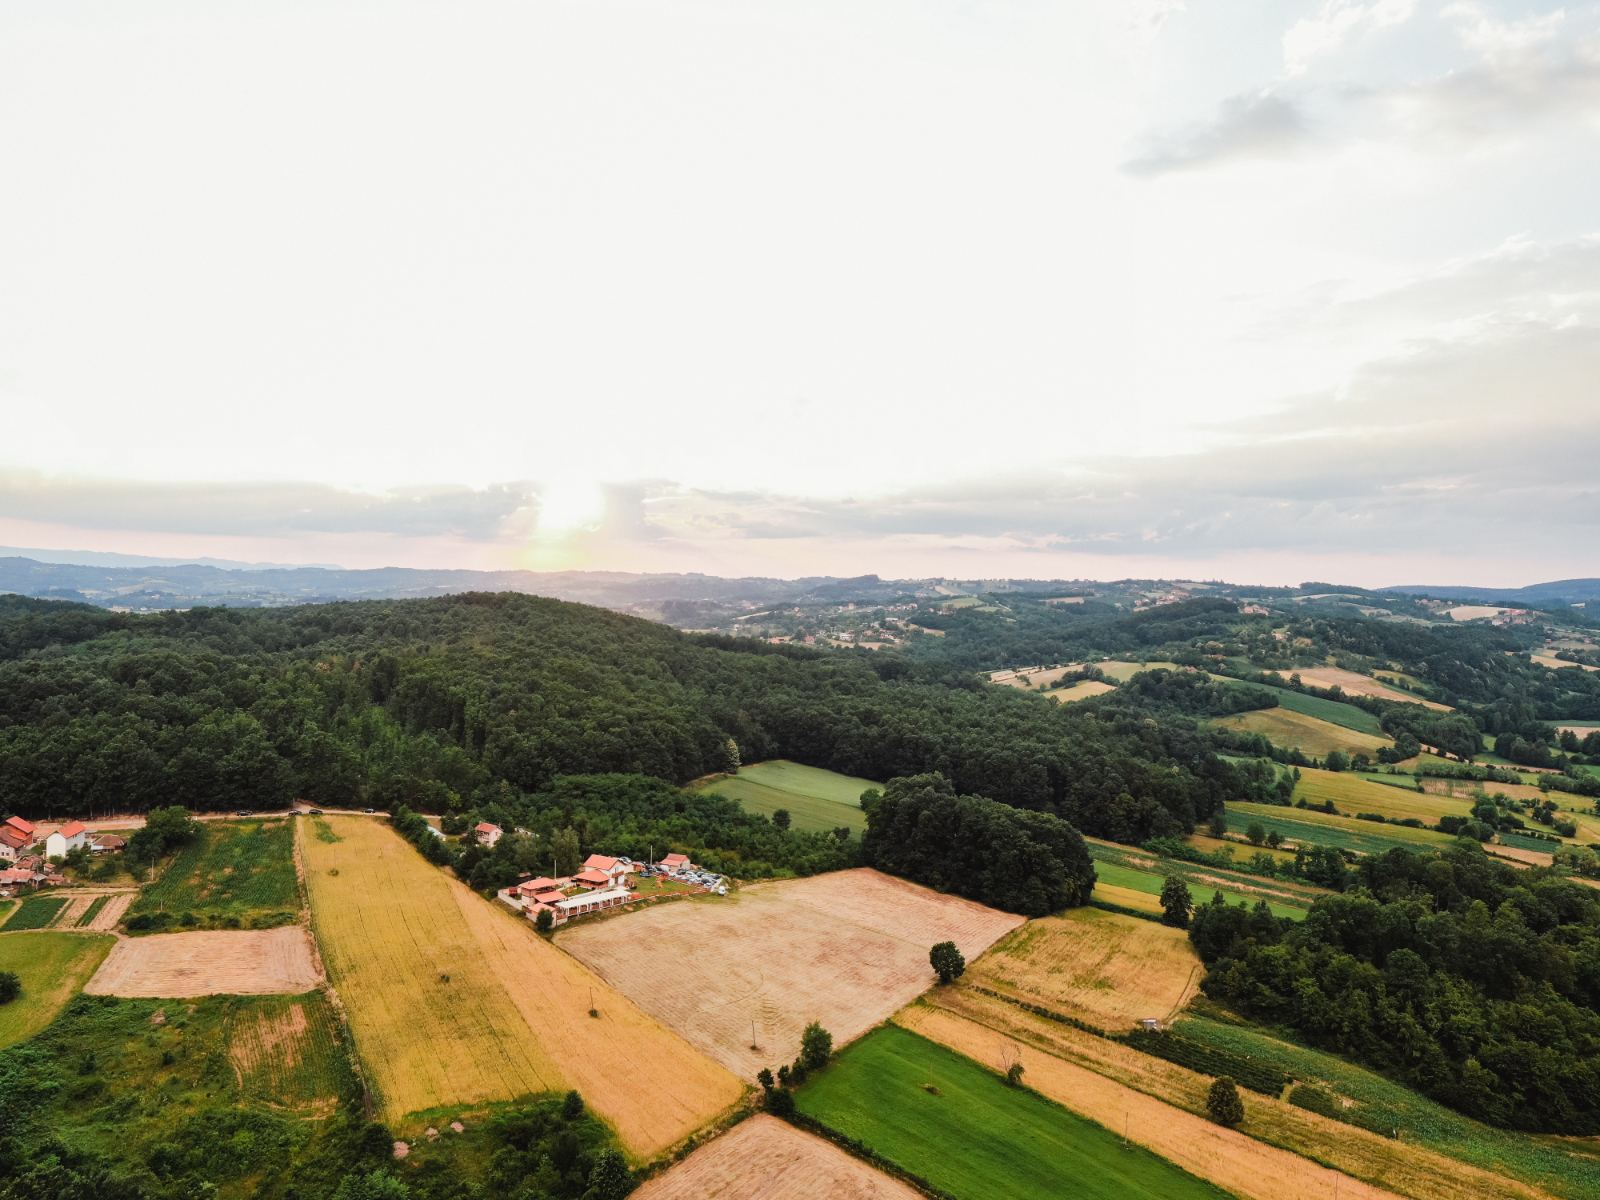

[1190,843,1600,1133]
[0,593,1244,844]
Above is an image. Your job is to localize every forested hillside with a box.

[0,593,1239,844]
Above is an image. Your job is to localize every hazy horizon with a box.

[4,1,1597,588]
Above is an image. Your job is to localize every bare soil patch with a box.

[85,926,322,997]
[634,1115,920,1200]
[560,868,1023,1080]
[87,892,135,930]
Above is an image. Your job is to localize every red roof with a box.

[0,867,31,884]
[0,828,28,850]
[474,822,501,834]
[661,853,690,866]
[583,854,619,871]
[574,869,610,886]
[5,816,34,835]
[518,877,558,893]
[59,821,87,838]
[534,890,566,904]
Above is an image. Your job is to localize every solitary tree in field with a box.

[1207,1076,1245,1127]
[1246,821,1267,847]
[798,1021,833,1072]
[1159,876,1193,928]
[1325,750,1351,773]
[930,940,966,984]
[0,971,19,1004]
[772,809,792,831]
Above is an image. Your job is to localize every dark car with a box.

[309,808,324,815]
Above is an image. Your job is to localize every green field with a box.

[690,759,875,833]
[0,931,115,1047]
[1091,858,1309,920]
[796,1025,1230,1200]
[4,895,68,930]
[1176,1008,1600,1200]
[1293,766,1471,823]
[1218,677,1384,734]
[126,819,300,932]
[1228,802,1457,856]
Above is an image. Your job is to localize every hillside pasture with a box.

[1273,666,1451,710]
[1183,833,1296,866]
[1098,660,1181,682]
[690,760,874,834]
[796,1024,1232,1200]
[85,926,322,997]
[989,664,1084,690]
[1092,859,1308,921]
[1221,679,1384,734]
[903,990,1525,1200]
[967,907,1201,1029]
[1227,803,1457,856]
[1214,708,1390,759]
[1294,766,1469,822]
[126,819,300,932]
[633,1115,920,1200]
[301,816,739,1156]
[1051,678,1117,703]
[223,990,351,1112]
[0,931,115,1047]
[559,867,1022,1080]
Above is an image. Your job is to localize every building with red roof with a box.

[4,816,34,838]
[573,868,612,889]
[473,822,503,848]
[660,853,694,872]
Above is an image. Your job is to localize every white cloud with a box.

[1283,0,1418,76]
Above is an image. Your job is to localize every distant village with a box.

[0,814,125,895]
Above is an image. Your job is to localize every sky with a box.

[2,0,1597,586]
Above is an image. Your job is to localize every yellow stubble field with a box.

[299,817,741,1157]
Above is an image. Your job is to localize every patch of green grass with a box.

[797,1025,1230,1200]
[4,895,68,930]
[1217,677,1383,734]
[1176,1009,1600,1200]
[0,931,115,1047]
[1089,858,1308,920]
[1227,802,1457,856]
[690,759,875,834]
[126,819,300,933]
[311,818,341,843]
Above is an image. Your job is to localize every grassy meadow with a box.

[1227,802,1457,856]
[690,759,875,833]
[126,819,300,932]
[0,931,115,1047]
[1221,679,1384,734]
[797,1025,1230,1200]
[1213,708,1390,759]
[1092,859,1309,921]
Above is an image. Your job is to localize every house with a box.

[0,827,29,861]
[4,816,35,840]
[89,833,127,854]
[573,868,612,889]
[659,852,695,873]
[45,822,88,861]
[581,854,631,887]
[529,886,637,926]
[474,822,503,848]
[516,876,559,898]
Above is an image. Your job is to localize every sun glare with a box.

[535,477,607,536]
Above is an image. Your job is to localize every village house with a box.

[0,827,29,862]
[473,821,503,848]
[0,866,37,894]
[580,853,631,888]
[89,833,127,855]
[528,885,637,926]
[45,821,89,861]
[572,868,612,889]
[659,852,695,873]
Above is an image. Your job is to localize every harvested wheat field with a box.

[1052,679,1117,703]
[85,926,321,997]
[560,868,1023,1079]
[896,999,1510,1200]
[1214,708,1390,759]
[1278,667,1451,711]
[300,816,740,1156]
[966,907,1200,1030]
[83,892,135,930]
[633,1115,920,1200]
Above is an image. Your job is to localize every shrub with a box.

[1207,1076,1245,1127]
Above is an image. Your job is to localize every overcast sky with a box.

[2,0,1597,585]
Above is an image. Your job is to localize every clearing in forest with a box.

[1051,679,1117,703]
[559,867,1023,1080]
[966,907,1201,1030]
[632,1115,921,1200]
[796,1024,1231,1200]
[125,819,300,932]
[1274,667,1451,710]
[300,816,740,1157]
[1214,708,1390,759]
[689,759,875,834]
[0,931,115,1047]
[85,926,322,997]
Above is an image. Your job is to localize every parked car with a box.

[362,807,376,814]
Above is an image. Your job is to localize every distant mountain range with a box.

[1383,579,1600,606]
